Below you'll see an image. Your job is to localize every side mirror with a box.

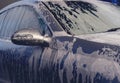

[11,28,52,47]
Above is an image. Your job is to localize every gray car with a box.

[0,0,120,83]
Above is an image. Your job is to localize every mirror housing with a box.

[11,28,52,47]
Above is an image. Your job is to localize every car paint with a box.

[0,1,120,83]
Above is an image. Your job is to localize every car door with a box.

[0,4,53,83]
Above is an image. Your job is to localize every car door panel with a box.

[54,36,120,83]
[0,34,120,83]
[0,39,44,82]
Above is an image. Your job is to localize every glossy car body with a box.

[0,0,120,83]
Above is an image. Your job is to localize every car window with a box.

[45,1,120,35]
[0,5,51,39]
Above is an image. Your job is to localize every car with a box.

[0,0,120,83]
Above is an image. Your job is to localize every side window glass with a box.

[0,5,51,39]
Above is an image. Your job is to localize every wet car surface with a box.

[0,0,120,83]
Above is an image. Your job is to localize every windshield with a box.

[44,0,120,35]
